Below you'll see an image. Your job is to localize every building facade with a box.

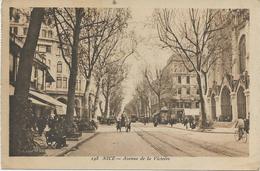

[207,10,250,122]
[150,56,200,120]
[9,8,86,117]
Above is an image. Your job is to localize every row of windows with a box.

[56,77,82,91]
[177,88,200,95]
[178,76,190,84]
[56,77,68,89]
[36,45,52,53]
[175,102,200,108]
[42,29,53,38]
[10,27,53,39]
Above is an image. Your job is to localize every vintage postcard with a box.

[1,0,260,170]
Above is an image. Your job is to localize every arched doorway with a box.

[221,86,232,121]
[211,94,216,121]
[57,97,67,104]
[237,86,246,119]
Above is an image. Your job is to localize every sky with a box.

[121,8,171,108]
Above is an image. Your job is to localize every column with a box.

[231,29,239,80]
[215,95,221,120]
[231,92,238,121]
[244,89,250,119]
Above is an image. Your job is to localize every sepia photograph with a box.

[2,0,260,170]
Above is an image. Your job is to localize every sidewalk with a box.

[168,123,236,134]
[44,132,97,156]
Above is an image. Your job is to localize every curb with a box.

[53,132,98,156]
[168,125,235,134]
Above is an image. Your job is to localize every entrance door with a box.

[211,94,217,120]
[237,86,246,119]
[221,86,232,121]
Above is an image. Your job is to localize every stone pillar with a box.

[231,92,238,121]
[215,95,221,120]
[231,29,239,80]
[244,89,250,119]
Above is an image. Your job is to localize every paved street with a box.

[66,122,249,157]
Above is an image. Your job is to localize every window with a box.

[78,80,81,91]
[186,88,190,95]
[57,61,62,73]
[63,77,67,89]
[196,102,200,108]
[186,76,190,84]
[48,30,53,38]
[56,77,62,88]
[239,35,246,74]
[46,45,51,53]
[76,80,79,90]
[13,13,20,23]
[197,89,200,95]
[10,27,18,35]
[75,80,81,91]
[42,30,47,37]
[178,88,182,95]
[13,27,18,35]
[23,27,28,35]
[185,102,191,108]
[46,82,51,88]
[178,76,181,84]
[42,58,46,64]
[37,45,47,52]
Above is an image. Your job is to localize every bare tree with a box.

[99,62,128,118]
[91,31,136,119]
[11,8,45,156]
[109,86,124,117]
[78,8,131,117]
[144,66,172,113]
[135,78,152,118]
[52,8,85,134]
[154,9,230,128]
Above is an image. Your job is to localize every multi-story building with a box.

[9,8,86,117]
[150,55,200,120]
[207,9,250,122]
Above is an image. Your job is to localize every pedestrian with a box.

[235,118,245,140]
[189,116,194,128]
[244,114,250,134]
[184,117,188,129]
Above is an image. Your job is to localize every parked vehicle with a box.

[131,115,138,122]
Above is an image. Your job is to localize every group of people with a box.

[116,113,131,132]
[182,116,197,129]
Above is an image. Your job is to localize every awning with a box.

[184,108,200,116]
[46,69,55,83]
[29,97,50,107]
[29,90,67,115]
[160,106,168,112]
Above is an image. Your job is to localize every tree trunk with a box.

[82,75,91,119]
[11,8,45,156]
[93,78,101,118]
[197,73,207,128]
[65,8,84,135]
[104,94,109,118]
[104,77,111,118]
[158,94,161,113]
